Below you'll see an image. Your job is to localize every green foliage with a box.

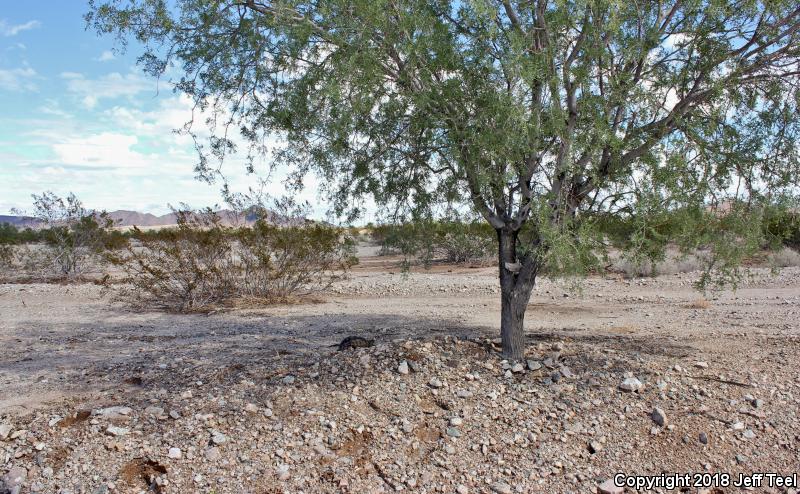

[87,0,800,301]
[762,206,800,250]
[375,220,495,265]
[108,209,357,311]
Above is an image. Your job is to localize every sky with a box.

[0,3,323,217]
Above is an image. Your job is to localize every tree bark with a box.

[497,228,537,360]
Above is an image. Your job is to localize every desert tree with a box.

[88,0,800,358]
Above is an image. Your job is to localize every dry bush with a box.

[768,247,800,267]
[108,210,357,311]
[107,211,236,311]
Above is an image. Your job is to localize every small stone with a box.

[34,442,45,451]
[753,399,763,409]
[105,426,129,437]
[551,342,564,351]
[244,403,259,413]
[2,467,27,492]
[456,485,469,494]
[735,454,747,464]
[276,464,290,481]
[211,432,227,445]
[449,417,463,426]
[510,363,524,373]
[397,361,409,375]
[699,432,709,444]
[731,421,745,431]
[598,479,624,494]
[588,441,603,454]
[651,407,667,427]
[169,410,180,420]
[446,427,461,438]
[491,481,513,494]
[456,389,473,398]
[144,406,164,417]
[619,377,643,392]
[695,361,709,369]
[742,429,756,440]
[282,375,296,385]
[526,360,542,371]
[168,447,182,459]
[559,365,574,378]
[429,377,443,389]
[205,447,221,461]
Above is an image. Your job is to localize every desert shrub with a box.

[107,210,236,311]
[762,207,800,250]
[374,220,495,265]
[768,247,800,267]
[237,220,357,299]
[4,192,114,281]
[108,210,357,311]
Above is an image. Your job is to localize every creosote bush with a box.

[374,220,496,266]
[107,209,356,311]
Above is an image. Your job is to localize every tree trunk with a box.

[497,228,537,360]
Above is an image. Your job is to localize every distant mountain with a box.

[1,208,306,229]
[0,215,39,228]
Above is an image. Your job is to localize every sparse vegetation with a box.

[107,209,357,311]
[373,220,495,266]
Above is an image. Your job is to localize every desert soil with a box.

[1,255,799,493]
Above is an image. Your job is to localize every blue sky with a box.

[0,3,320,216]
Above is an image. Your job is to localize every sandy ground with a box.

[1,257,799,493]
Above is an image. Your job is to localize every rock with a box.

[169,410,180,420]
[95,406,132,419]
[144,406,164,417]
[429,377,443,389]
[526,360,542,371]
[651,407,667,427]
[456,389,473,398]
[598,479,623,494]
[491,482,512,494]
[449,417,463,426]
[446,427,462,438]
[282,375,296,385]
[168,447,182,459]
[0,424,12,440]
[588,441,603,454]
[753,399,764,409]
[276,464,290,481]
[510,363,524,373]
[105,426,129,437]
[619,377,643,392]
[735,454,747,464]
[559,365,574,378]
[742,429,756,440]
[397,361,409,375]
[695,361,709,369]
[731,421,745,431]
[699,432,708,444]
[2,466,27,493]
[456,485,469,494]
[211,432,227,445]
[551,342,564,351]
[244,403,259,413]
[205,447,221,461]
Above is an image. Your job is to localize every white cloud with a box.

[0,65,37,91]
[51,133,154,170]
[0,19,41,37]
[61,71,154,109]
[96,50,115,62]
